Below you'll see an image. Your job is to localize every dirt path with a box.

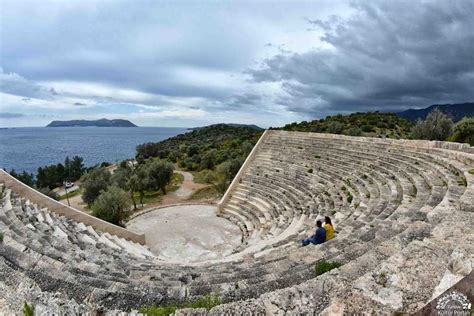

[155,170,210,206]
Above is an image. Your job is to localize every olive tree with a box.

[411,108,453,141]
[81,168,111,206]
[146,160,174,194]
[92,186,131,226]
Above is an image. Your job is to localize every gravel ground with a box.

[126,204,241,263]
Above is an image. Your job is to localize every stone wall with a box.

[217,129,269,212]
[0,169,146,244]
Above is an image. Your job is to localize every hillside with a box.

[398,102,474,122]
[277,112,413,139]
[47,118,137,127]
[189,123,263,131]
[136,124,262,170]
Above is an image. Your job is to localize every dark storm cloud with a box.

[248,1,474,115]
[0,1,262,100]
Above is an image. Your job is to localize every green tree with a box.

[448,116,474,145]
[241,141,254,156]
[64,156,72,181]
[131,167,149,207]
[411,108,454,141]
[213,158,242,193]
[112,165,136,209]
[69,156,85,181]
[81,168,111,206]
[146,160,174,194]
[36,163,65,189]
[92,186,131,226]
[9,169,35,186]
[200,149,217,169]
[187,144,199,157]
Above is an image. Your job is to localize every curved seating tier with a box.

[1,130,473,314]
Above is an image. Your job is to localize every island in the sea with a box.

[46,118,138,127]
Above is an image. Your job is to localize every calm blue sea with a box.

[0,127,188,175]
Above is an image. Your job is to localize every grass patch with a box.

[346,192,353,204]
[469,169,474,175]
[140,294,221,316]
[189,186,221,200]
[167,172,184,192]
[315,260,342,277]
[23,301,34,316]
[58,189,82,200]
[412,185,417,197]
[131,172,185,205]
[193,170,215,184]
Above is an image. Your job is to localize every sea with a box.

[0,127,189,175]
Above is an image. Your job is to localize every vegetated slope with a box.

[136,124,262,171]
[398,102,474,122]
[47,118,137,127]
[189,123,262,131]
[277,112,413,139]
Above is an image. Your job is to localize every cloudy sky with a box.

[1,0,473,127]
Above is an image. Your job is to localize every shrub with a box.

[346,126,362,136]
[0,232,3,243]
[92,186,131,226]
[37,187,59,201]
[411,108,453,141]
[347,193,353,204]
[140,294,221,316]
[361,125,374,133]
[448,116,474,145]
[23,301,34,316]
[315,260,342,276]
[326,121,344,134]
[194,169,217,184]
[307,168,313,174]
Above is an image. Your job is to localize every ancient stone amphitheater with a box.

[1,130,473,315]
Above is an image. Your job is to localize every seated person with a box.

[324,216,334,241]
[302,220,326,246]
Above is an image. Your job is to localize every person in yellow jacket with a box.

[324,216,334,241]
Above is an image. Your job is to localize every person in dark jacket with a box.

[302,220,326,246]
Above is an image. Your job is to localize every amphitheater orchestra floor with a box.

[126,204,242,263]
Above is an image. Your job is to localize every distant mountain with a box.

[46,119,137,127]
[397,103,474,122]
[188,123,263,131]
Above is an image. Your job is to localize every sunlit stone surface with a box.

[127,204,242,263]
